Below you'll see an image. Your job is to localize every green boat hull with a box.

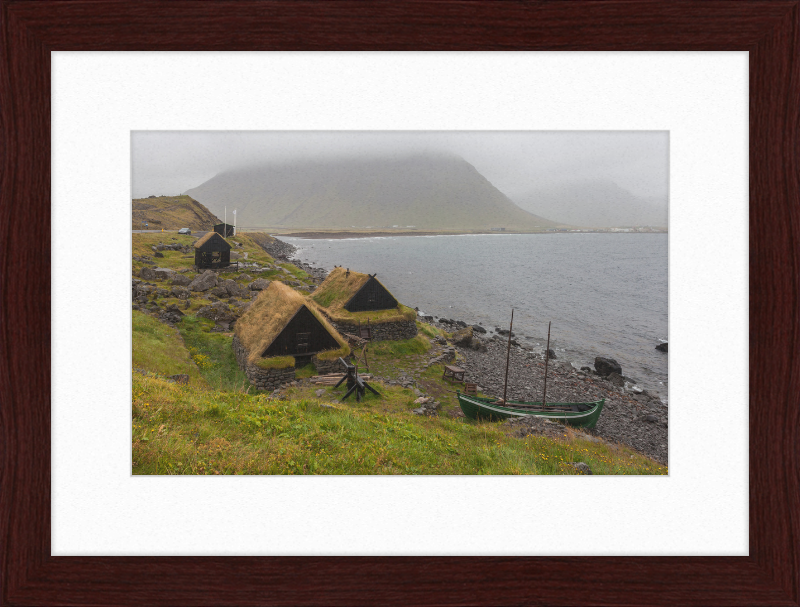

[457,393,605,428]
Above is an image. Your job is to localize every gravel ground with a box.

[452,335,669,465]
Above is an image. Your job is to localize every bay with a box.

[283,233,668,400]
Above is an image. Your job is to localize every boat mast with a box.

[542,321,551,407]
[502,309,514,404]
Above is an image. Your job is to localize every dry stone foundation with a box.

[331,319,417,342]
[312,354,344,375]
[233,335,296,390]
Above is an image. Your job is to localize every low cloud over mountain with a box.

[513,179,668,228]
[185,153,556,230]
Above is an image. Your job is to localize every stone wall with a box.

[312,354,345,375]
[331,319,417,342]
[232,335,296,390]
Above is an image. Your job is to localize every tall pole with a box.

[224,206,227,235]
[542,321,551,407]
[233,209,237,236]
[502,309,514,404]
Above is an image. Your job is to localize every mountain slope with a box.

[132,195,221,230]
[513,180,668,228]
[185,154,556,230]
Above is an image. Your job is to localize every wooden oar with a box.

[502,309,514,404]
[542,321,551,407]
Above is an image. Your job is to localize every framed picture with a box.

[3,2,797,605]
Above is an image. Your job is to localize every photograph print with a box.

[131,130,668,476]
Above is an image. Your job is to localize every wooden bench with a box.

[442,365,466,383]
[463,382,478,395]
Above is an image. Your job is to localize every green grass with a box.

[178,316,252,391]
[132,255,667,476]
[369,334,431,358]
[277,262,310,281]
[295,363,317,379]
[132,373,667,475]
[132,311,208,387]
[323,303,418,325]
[254,356,295,370]
[417,321,447,339]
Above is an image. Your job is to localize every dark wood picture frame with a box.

[1,1,798,605]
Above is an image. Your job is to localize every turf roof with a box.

[311,267,414,324]
[194,231,230,250]
[235,281,348,364]
[311,267,370,310]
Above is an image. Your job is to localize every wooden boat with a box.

[456,392,605,428]
[457,311,604,428]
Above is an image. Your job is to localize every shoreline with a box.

[276,230,667,239]
[434,324,668,465]
[279,230,497,239]
[267,234,668,463]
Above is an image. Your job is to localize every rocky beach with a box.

[444,327,668,465]
[263,235,669,465]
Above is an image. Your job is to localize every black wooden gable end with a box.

[213,223,234,238]
[194,232,232,269]
[263,305,340,357]
[344,275,398,312]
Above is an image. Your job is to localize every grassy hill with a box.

[132,195,220,231]
[184,153,557,231]
[131,235,665,474]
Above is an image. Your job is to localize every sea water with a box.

[282,233,668,399]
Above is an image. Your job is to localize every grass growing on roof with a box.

[235,281,349,365]
[311,267,414,324]
[323,303,417,325]
[254,356,295,370]
[311,266,370,309]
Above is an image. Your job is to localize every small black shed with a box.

[213,223,234,238]
[194,232,231,269]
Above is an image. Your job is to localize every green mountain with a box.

[184,153,555,230]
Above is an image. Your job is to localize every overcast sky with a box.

[131,131,668,201]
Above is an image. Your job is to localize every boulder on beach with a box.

[594,356,622,377]
[607,372,625,387]
[451,326,473,346]
[546,348,557,359]
[472,324,487,334]
[656,342,668,352]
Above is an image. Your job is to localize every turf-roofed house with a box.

[194,231,232,269]
[311,267,417,341]
[233,281,350,390]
